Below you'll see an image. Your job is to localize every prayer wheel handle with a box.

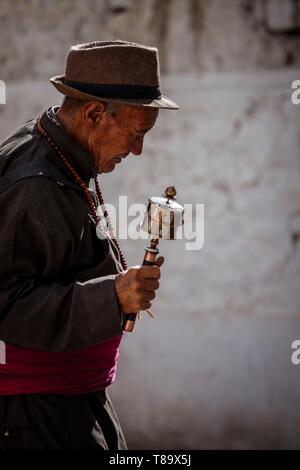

[122,239,159,332]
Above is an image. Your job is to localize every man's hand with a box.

[115,256,164,313]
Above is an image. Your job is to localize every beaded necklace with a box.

[35,118,127,271]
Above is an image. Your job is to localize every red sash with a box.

[0,335,122,396]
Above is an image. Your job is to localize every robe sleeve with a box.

[0,207,123,352]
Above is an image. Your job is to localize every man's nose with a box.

[131,135,144,156]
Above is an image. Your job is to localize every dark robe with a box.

[0,107,127,449]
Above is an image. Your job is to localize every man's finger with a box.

[139,265,161,280]
[143,279,159,291]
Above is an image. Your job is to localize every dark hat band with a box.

[64,79,161,100]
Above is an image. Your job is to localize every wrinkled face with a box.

[88,104,159,173]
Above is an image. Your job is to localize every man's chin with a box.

[97,156,125,173]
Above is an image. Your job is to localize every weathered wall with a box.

[0,0,300,449]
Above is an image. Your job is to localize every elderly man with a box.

[0,41,178,449]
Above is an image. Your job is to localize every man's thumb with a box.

[154,256,165,268]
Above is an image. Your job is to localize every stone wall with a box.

[0,0,300,449]
[1,0,300,81]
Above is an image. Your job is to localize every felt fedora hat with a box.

[50,40,179,110]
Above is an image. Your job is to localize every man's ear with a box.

[83,101,106,127]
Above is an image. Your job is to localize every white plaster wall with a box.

[105,70,300,449]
